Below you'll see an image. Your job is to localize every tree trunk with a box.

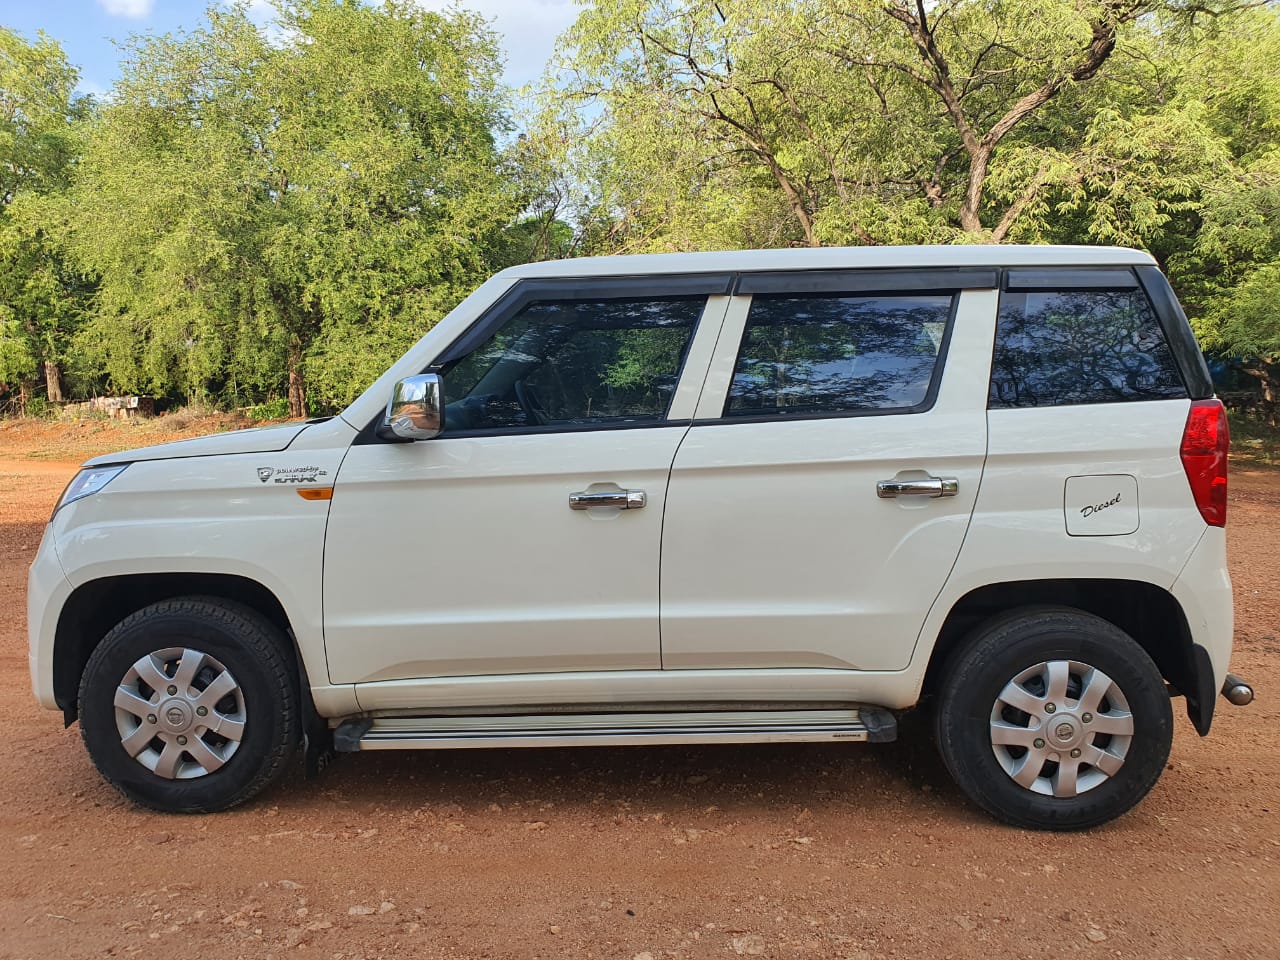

[44,361,64,403]
[1242,360,1279,428]
[757,149,819,246]
[958,145,991,235]
[287,341,307,419]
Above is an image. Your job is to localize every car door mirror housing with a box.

[380,373,444,441]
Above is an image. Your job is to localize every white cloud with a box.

[244,0,276,25]
[414,0,580,89]
[239,0,294,48]
[75,79,111,101]
[97,0,156,17]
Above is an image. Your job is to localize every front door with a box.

[323,283,729,692]
[660,282,997,672]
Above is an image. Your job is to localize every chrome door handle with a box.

[876,477,959,499]
[569,489,647,510]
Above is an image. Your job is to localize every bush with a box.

[23,395,56,420]
[246,398,291,422]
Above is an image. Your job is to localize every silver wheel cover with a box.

[989,660,1134,798]
[113,647,247,780]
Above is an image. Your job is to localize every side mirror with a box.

[379,373,443,441]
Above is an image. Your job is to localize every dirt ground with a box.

[1,425,1276,960]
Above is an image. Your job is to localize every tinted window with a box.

[441,297,702,432]
[990,290,1187,408]
[724,294,952,417]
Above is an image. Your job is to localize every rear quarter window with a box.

[989,289,1187,408]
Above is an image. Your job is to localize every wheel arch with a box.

[923,578,1215,735]
[53,573,302,725]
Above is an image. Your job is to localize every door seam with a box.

[659,294,737,669]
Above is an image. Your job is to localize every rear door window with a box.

[724,293,953,418]
[990,288,1187,408]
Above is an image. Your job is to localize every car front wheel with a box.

[78,597,300,813]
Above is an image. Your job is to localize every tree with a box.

[69,0,520,416]
[0,26,92,410]
[1139,7,1280,418]
[541,0,1269,250]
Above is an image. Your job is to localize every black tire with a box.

[935,606,1173,831]
[78,597,300,813]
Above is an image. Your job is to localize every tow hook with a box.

[1222,673,1255,707]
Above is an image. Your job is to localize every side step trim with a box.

[334,707,897,752]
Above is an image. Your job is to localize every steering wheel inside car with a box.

[514,380,551,426]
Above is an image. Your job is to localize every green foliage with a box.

[540,0,1279,254]
[67,0,522,416]
[0,26,92,405]
[21,392,52,419]
[536,0,1280,401]
[246,397,291,421]
[602,328,686,391]
[2,0,1280,418]
[1145,9,1280,404]
[540,0,1135,247]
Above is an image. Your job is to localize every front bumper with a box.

[27,525,73,710]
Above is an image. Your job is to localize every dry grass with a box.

[1228,411,1280,470]
[0,408,272,463]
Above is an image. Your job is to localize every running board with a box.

[333,707,897,752]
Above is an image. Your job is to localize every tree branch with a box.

[990,165,1050,242]
[882,0,981,155]
[704,91,819,246]
[984,0,1148,149]
[879,0,1150,233]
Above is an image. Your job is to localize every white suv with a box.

[28,245,1252,829]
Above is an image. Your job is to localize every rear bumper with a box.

[1171,527,1233,735]
[27,526,73,711]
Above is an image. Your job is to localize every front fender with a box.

[51,449,343,696]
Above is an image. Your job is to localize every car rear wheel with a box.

[935,606,1173,830]
[78,597,299,813]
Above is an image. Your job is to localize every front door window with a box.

[441,297,704,433]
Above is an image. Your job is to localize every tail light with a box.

[1180,399,1229,527]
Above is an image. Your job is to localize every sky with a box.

[1,0,581,97]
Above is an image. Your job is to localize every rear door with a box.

[951,267,1207,592]
[659,271,998,672]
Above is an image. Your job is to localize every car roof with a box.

[497,244,1156,280]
